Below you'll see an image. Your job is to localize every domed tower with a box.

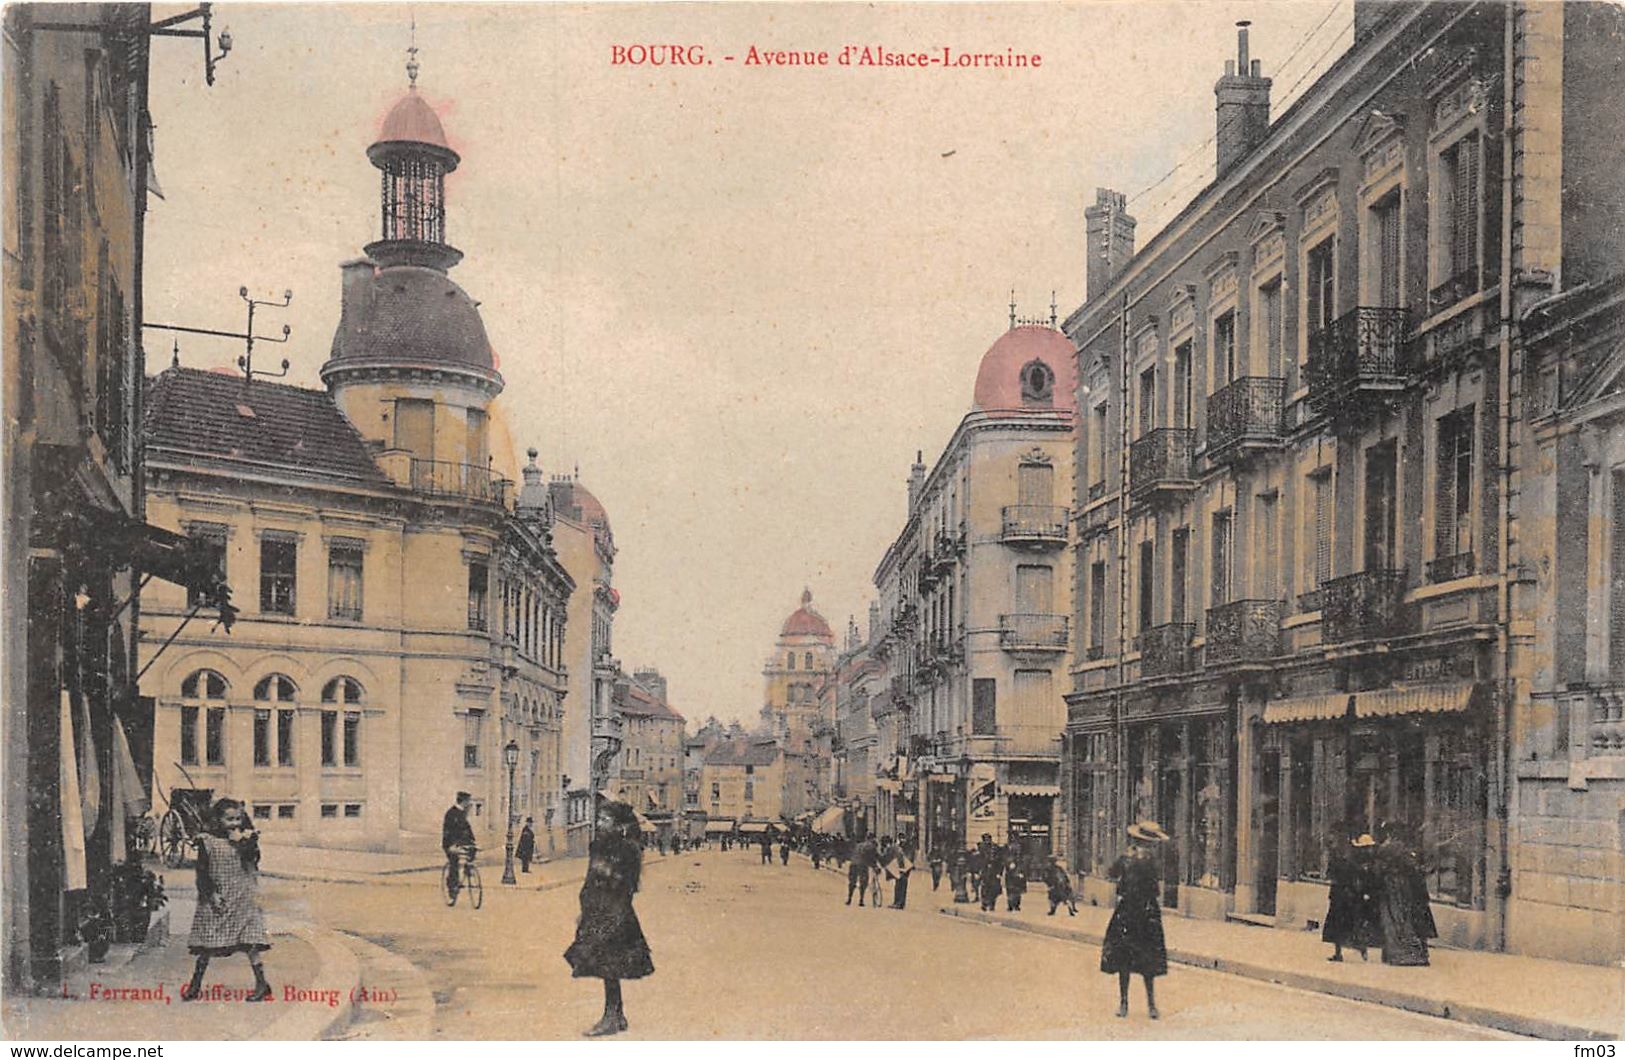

[322,53,504,490]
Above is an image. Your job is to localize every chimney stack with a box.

[633,667,667,704]
[1214,21,1272,177]
[1084,188,1137,302]
[907,451,927,512]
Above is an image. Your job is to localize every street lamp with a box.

[501,739,520,885]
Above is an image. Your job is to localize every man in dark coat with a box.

[759,829,774,865]
[847,835,877,906]
[1004,855,1027,912]
[516,817,537,873]
[442,792,477,897]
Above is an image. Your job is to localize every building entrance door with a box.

[1006,795,1053,879]
[1258,751,1281,916]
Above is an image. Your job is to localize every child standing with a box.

[181,798,272,1002]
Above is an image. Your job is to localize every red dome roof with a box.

[375,90,453,154]
[971,325,1078,413]
[781,589,834,641]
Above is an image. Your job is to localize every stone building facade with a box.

[1060,2,1624,964]
[613,667,685,820]
[141,71,573,853]
[760,591,837,820]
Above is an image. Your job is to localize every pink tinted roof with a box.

[376,90,451,151]
[971,325,1079,413]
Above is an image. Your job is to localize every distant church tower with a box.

[321,50,503,484]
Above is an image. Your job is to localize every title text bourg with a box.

[610,43,1043,69]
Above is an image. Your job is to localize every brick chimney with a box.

[633,667,667,703]
[907,451,926,512]
[1084,188,1137,302]
[1214,21,1272,177]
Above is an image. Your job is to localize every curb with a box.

[258,922,360,1041]
[324,931,435,1040]
[937,907,1615,1041]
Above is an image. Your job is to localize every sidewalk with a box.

[2,890,360,1042]
[939,897,1623,1040]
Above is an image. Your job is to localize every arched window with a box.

[253,674,297,702]
[804,652,814,670]
[179,669,227,767]
[320,677,364,769]
[787,653,796,670]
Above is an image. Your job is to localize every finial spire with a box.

[1050,290,1058,328]
[1009,288,1017,330]
[406,16,420,87]
[171,339,180,369]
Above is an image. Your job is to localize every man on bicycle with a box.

[442,791,477,897]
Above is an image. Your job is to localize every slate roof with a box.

[704,740,782,768]
[144,368,388,484]
[617,682,685,723]
[327,264,496,373]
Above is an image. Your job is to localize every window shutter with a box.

[1435,416,1458,560]
[1314,475,1332,588]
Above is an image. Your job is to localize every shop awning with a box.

[812,806,846,835]
[633,811,655,832]
[1003,784,1061,798]
[738,821,771,833]
[1354,682,1480,719]
[896,813,917,824]
[1262,693,1352,724]
[703,819,736,834]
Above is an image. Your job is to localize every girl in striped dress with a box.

[181,798,272,1002]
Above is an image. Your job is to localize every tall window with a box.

[1089,561,1107,653]
[328,542,363,621]
[344,712,361,767]
[1307,470,1333,600]
[465,407,487,469]
[1255,494,1279,599]
[1089,404,1109,489]
[1306,239,1336,340]
[277,709,295,767]
[468,560,489,631]
[321,678,362,768]
[1434,406,1475,569]
[1364,441,1399,571]
[1258,279,1284,378]
[394,397,434,460]
[1440,134,1480,287]
[186,526,228,609]
[321,711,338,767]
[787,653,796,670]
[1372,193,1403,308]
[1018,461,1054,506]
[464,709,485,769]
[1210,512,1233,607]
[1138,367,1157,437]
[253,674,296,767]
[1211,313,1236,389]
[972,678,997,735]
[259,537,297,615]
[1138,540,1155,632]
[1016,564,1054,614]
[253,709,272,767]
[1170,527,1189,626]
[180,670,227,767]
[804,651,814,670]
[1172,342,1193,429]
[180,706,200,766]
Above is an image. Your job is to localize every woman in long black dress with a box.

[1322,833,1379,962]
[1100,820,1169,1019]
[564,799,654,1036]
[1374,824,1434,966]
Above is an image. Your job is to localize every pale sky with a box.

[143,1,1351,726]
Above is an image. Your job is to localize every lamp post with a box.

[501,739,520,885]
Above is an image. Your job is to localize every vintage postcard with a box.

[2,0,1622,1047]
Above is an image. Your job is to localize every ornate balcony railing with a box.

[410,458,512,506]
[1000,505,1069,547]
[999,613,1069,653]
[1428,265,1479,314]
[1136,622,1195,678]
[1204,600,1283,667]
[933,529,965,570]
[1306,307,1412,417]
[1206,376,1285,462]
[1129,428,1196,506]
[1425,551,1476,584]
[1321,569,1409,645]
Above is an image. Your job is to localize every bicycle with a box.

[442,846,483,908]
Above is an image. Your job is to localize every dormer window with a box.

[1020,360,1055,405]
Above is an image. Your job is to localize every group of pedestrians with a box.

[841,833,916,908]
[1321,823,1439,967]
[933,833,1076,917]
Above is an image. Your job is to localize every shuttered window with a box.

[1210,512,1233,607]
[1170,528,1189,626]
[1314,473,1333,587]
[1447,134,1479,282]
[1376,194,1402,308]
[1434,406,1475,562]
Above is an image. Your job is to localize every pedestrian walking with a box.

[928,852,944,891]
[810,838,824,870]
[779,836,791,865]
[1374,824,1436,966]
[1045,858,1078,916]
[1003,856,1026,912]
[759,829,774,865]
[1101,820,1169,1020]
[516,817,537,874]
[847,834,877,906]
[977,850,1003,912]
[564,799,653,1037]
[181,798,272,1003]
[1323,833,1379,962]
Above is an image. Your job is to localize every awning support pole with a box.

[135,603,204,683]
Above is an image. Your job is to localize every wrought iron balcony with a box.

[1206,377,1285,463]
[1000,505,1069,548]
[933,529,965,571]
[1321,569,1409,645]
[919,552,941,589]
[1425,551,1475,584]
[410,458,512,506]
[1136,622,1195,678]
[1128,428,1196,507]
[999,613,1069,653]
[1306,307,1412,419]
[1204,600,1283,667]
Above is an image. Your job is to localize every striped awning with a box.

[1354,682,1479,719]
[1262,693,1352,724]
[703,819,736,834]
[1003,784,1061,797]
[812,806,846,835]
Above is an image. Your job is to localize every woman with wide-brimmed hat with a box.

[1100,820,1170,1019]
[564,798,654,1036]
[1323,832,1381,962]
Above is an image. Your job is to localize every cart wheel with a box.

[159,811,187,868]
[465,864,483,909]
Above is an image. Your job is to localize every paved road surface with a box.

[261,847,1514,1039]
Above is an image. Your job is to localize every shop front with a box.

[926,773,963,858]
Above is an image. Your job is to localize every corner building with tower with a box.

[140,67,576,852]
